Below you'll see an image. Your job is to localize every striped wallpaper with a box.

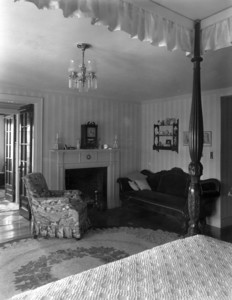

[41,91,141,182]
[1,84,232,228]
[141,92,221,179]
[141,87,232,227]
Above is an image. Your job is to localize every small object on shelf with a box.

[153,119,179,153]
[173,125,178,134]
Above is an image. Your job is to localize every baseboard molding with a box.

[205,222,232,241]
[221,215,232,228]
[205,224,221,239]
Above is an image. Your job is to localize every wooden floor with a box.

[1,199,232,245]
[0,211,31,244]
[0,204,182,245]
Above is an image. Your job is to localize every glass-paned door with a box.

[19,104,34,219]
[4,115,16,201]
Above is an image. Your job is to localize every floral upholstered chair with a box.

[23,172,91,239]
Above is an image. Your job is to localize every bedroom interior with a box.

[1,0,232,299]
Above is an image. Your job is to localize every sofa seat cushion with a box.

[127,190,186,211]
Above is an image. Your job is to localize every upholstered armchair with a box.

[23,172,91,239]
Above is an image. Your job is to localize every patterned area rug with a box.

[0,227,180,300]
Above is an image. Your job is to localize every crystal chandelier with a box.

[68,43,97,92]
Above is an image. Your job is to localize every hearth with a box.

[65,167,107,209]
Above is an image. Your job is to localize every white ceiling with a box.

[1,0,232,104]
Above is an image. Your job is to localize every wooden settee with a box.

[117,168,220,232]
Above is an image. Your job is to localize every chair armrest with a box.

[117,178,134,193]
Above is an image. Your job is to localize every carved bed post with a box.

[188,21,204,235]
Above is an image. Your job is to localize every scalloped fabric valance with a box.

[19,0,193,53]
[17,0,232,54]
[202,15,232,51]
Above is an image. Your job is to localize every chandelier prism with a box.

[68,43,97,92]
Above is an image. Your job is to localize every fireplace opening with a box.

[65,167,107,209]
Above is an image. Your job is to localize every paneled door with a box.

[19,104,34,219]
[4,115,16,201]
[221,96,232,227]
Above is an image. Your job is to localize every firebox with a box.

[65,167,107,209]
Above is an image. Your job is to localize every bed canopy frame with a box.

[19,0,232,235]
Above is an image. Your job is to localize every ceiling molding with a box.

[201,6,232,28]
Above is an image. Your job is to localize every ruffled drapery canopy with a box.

[202,13,232,51]
[14,0,232,235]
[17,0,232,54]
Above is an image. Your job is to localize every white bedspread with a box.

[9,235,232,300]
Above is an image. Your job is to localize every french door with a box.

[18,104,34,219]
[4,115,16,201]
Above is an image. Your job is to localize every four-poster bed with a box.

[19,0,232,235]
[9,0,232,298]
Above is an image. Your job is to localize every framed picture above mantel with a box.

[153,118,179,153]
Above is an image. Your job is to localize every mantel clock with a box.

[81,122,98,149]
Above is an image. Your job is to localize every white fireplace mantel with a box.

[49,149,120,209]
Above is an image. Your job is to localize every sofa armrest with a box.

[200,178,220,198]
[117,178,134,194]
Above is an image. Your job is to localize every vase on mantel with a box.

[53,133,61,150]
[76,139,80,149]
[113,135,119,149]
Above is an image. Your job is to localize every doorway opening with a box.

[0,94,43,219]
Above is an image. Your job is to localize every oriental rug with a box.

[0,227,180,300]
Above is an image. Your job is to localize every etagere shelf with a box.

[153,118,179,153]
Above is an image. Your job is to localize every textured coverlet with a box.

[9,235,232,300]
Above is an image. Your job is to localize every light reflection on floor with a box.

[0,212,24,226]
